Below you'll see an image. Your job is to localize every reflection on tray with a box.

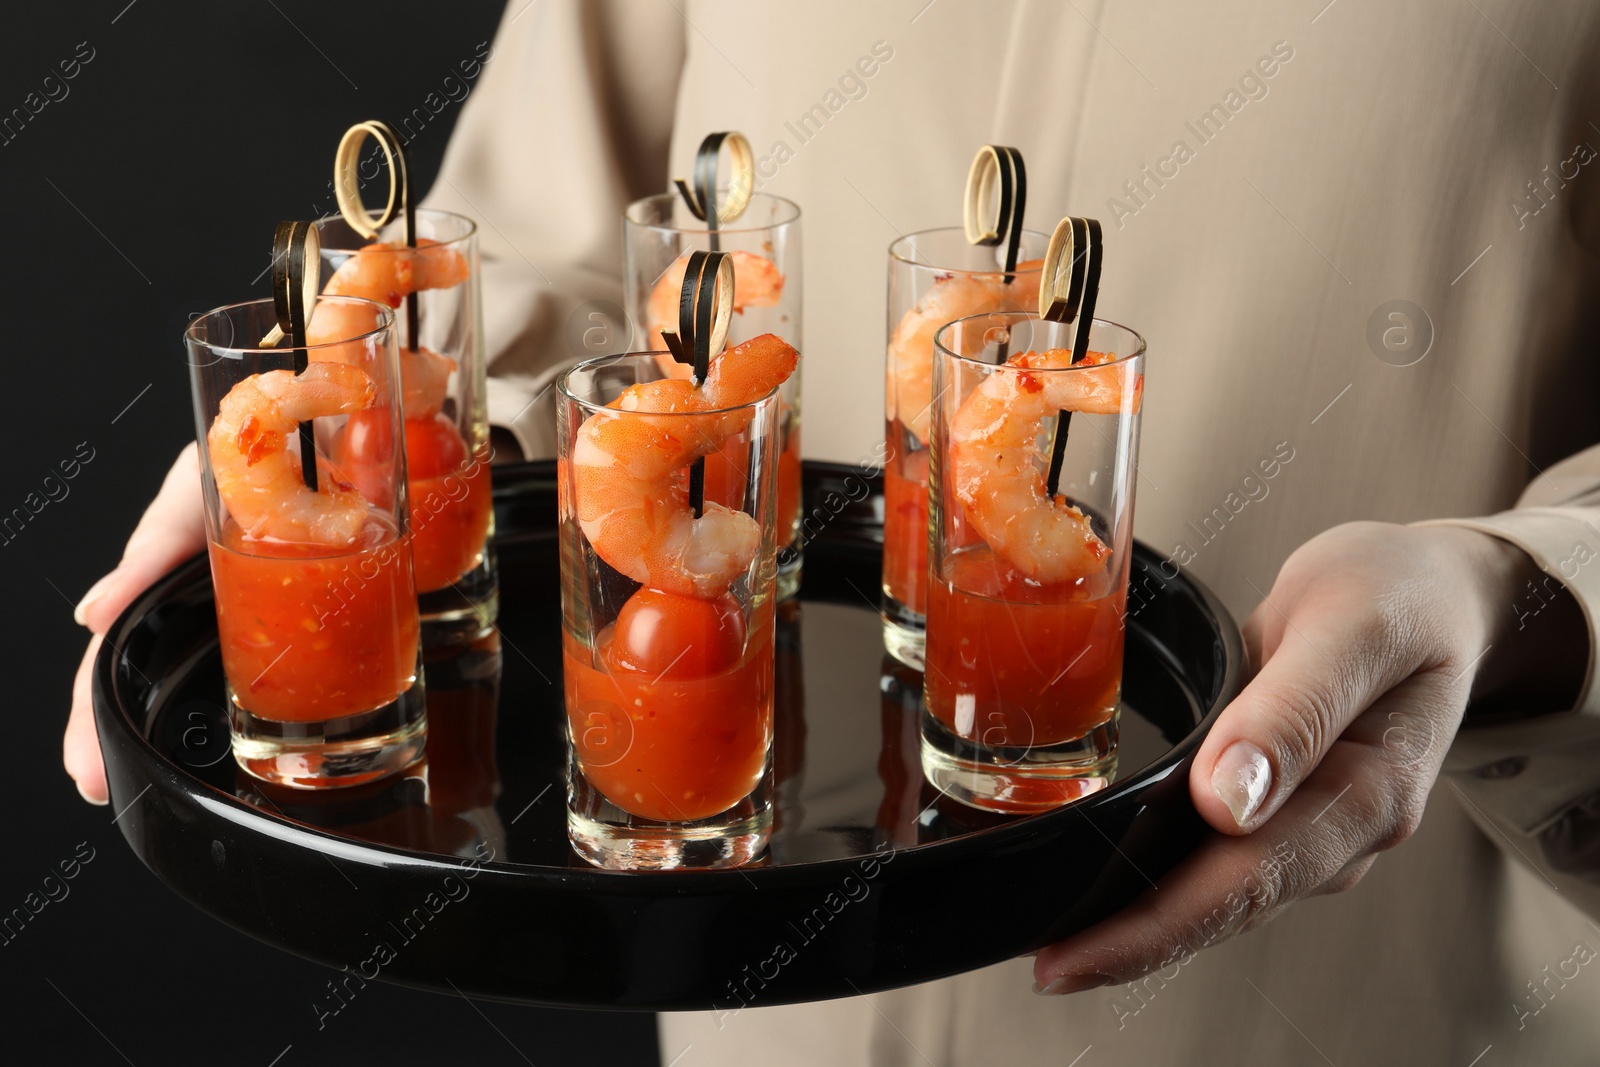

[876,654,926,849]
[185,595,1185,864]
[234,632,505,862]
[139,472,1209,872]
[772,600,808,841]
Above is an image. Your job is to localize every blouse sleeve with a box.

[420,0,686,458]
[1426,444,1600,833]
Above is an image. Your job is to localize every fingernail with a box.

[1033,974,1113,996]
[76,781,109,807]
[73,570,119,626]
[1212,740,1272,827]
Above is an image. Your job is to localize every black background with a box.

[1,3,658,1063]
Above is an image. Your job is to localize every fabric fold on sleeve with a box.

[1424,444,1600,833]
[418,0,686,456]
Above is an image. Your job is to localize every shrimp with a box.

[947,348,1142,585]
[645,250,785,347]
[887,262,1040,445]
[315,238,467,417]
[307,291,457,419]
[208,362,377,546]
[571,333,799,597]
[321,237,470,306]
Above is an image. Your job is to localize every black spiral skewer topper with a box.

[658,249,734,518]
[673,131,754,253]
[259,220,323,491]
[1038,215,1104,498]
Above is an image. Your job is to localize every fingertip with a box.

[67,634,111,806]
[1197,739,1273,833]
[1031,938,1120,995]
[74,775,109,807]
[75,568,126,632]
[64,724,109,806]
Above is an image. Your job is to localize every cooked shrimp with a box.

[887,263,1039,445]
[321,237,470,307]
[305,294,381,350]
[208,362,376,546]
[947,348,1141,585]
[307,296,456,418]
[396,346,455,419]
[645,249,785,346]
[314,238,467,419]
[571,333,799,597]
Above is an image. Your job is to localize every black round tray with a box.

[93,460,1242,1011]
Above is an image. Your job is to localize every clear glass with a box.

[882,228,1049,668]
[623,192,804,600]
[556,353,780,869]
[923,313,1145,812]
[314,208,495,647]
[185,297,426,788]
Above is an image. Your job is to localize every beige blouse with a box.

[423,1,1600,1061]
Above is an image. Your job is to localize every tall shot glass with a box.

[881,229,1047,668]
[186,297,426,788]
[623,193,804,599]
[557,353,781,869]
[922,313,1145,812]
[315,209,495,646]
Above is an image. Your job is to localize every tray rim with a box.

[95,458,1245,890]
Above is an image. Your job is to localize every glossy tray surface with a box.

[94,461,1242,1010]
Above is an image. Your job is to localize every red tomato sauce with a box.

[336,413,493,595]
[924,545,1124,748]
[881,425,929,612]
[700,421,802,548]
[563,604,773,823]
[409,454,493,593]
[209,517,420,723]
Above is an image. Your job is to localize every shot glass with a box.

[922,312,1145,812]
[314,209,495,647]
[881,228,1047,668]
[186,297,426,788]
[557,352,781,869]
[623,192,804,600]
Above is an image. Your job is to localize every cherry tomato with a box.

[339,410,394,466]
[332,410,394,501]
[606,588,747,678]
[340,411,467,482]
[402,413,468,480]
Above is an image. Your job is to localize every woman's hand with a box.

[1033,521,1586,994]
[65,443,205,804]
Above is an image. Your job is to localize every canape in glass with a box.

[881,228,1047,668]
[922,312,1144,812]
[186,297,425,788]
[314,209,494,646]
[557,351,782,869]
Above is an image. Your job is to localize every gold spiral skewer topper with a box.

[963,144,1027,281]
[333,119,410,240]
[333,119,420,351]
[1038,215,1105,496]
[673,132,755,251]
[258,220,323,491]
